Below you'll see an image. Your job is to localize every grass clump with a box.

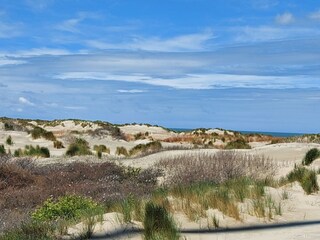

[0,145,6,155]
[93,144,110,154]
[287,166,319,194]
[65,138,92,156]
[129,141,162,157]
[53,140,64,149]
[0,221,54,240]
[30,127,56,142]
[115,146,129,156]
[93,145,110,158]
[6,135,13,146]
[144,202,179,240]
[14,145,50,158]
[225,139,251,149]
[303,148,320,166]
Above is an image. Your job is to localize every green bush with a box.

[66,138,92,156]
[287,166,319,194]
[303,148,319,165]
[32,195,103,236]
[6,135,13,145]
[32,195,103,223]
[225,139,251,149]
[144,202,179,240]
[115,146,128,156]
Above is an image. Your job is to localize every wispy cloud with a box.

[117,89,147,93]
[234,26,319,42]
[64,106,87,110]
[55,71,319,90]
[24,0,55,10]
[0,22,21,38]
[56,12,102,33]
[275,12,294,25]
[56,18,82,33]
[309,10,320,20]
[18,97,35,106]
[0,56,26,66]
[251,0,278,9]
[86,31,215,52]
[16,48,71,57]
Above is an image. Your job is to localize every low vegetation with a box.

[144,202,179,240]
[129,141,162,157]
[93,144,110,159]
[225,139,251,149]
[0,145,5,155]
[115,146,129,156]
[30,127,56,142]
[302,148,320,166]
[32,195,104,236]
[0,146,319,238]
[5,136,13,146]
[0,156,160,234]
[14,145,50,158]
[65,138,92,156]
[287,165,319,194]
[53,140,64,149]
[157,151,275,185]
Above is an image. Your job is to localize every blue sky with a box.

[1,0,320,132]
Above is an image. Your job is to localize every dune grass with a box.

[144,202,180,240]
[287,165,319,194]
[14,145,50,158]
[115,146,129,156]
[65,138,92,156]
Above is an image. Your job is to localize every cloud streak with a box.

[86,31,215,52]
[18,97,35,106]
[55,72,319,90]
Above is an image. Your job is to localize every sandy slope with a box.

[65,181,320,240]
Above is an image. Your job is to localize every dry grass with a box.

[157,151,276,186]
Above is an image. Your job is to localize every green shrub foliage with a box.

[303,148,319,165]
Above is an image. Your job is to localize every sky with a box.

[0,0,320,133]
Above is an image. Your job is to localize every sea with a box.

[169,128,305,137]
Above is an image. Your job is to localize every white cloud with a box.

[275,13,294,25]
[86,31,215,52]
[25,0,55,10]
[64,106,86,110]
[0,57,26,66]
[309,10,320,20]
[55,71,318,90]
[251,0,278,9]
[18,97,35,106]
[234,26,318,42]
[117,89,147,93]
[56,18,82,33]
[0,22,21,38]
[56,12,101,33]
[16,48,71,57]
